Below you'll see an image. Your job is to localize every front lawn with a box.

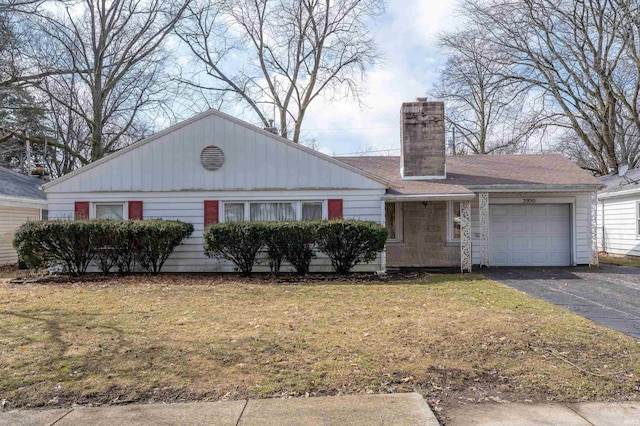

[1,274,639,415]
[599,253,640,268]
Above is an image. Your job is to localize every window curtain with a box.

[224,203,245,222]
[302,202,322,221]
[250,202,296,221]
[96,204,124,220]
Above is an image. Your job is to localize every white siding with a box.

[0,205,42,265]
[599,194,640,256]
[575,192,590,263]
[470,192,592,266]
[45,111,385,194]
[46,189,386,273]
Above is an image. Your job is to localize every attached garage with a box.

[490,204,572,266]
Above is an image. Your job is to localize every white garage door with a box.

[490,204,571,266]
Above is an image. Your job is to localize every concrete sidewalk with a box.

[447,402,640,425]
[0,393,439,426]
[4,396,640,426]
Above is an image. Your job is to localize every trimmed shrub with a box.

[279,222,318,275]
[93,221,119,275]
[12,221,53,270]
[111,221,140,275]
[263,222,287,275]
[316,220,387,274]
[13,219,194,276]
[86,220,145,275]
[134,220,194,274]
[13,220,102,276]
[204,222,267,276]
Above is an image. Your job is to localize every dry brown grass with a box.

[1,274,639,414]
[599,253,640,268]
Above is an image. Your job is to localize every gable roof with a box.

[337,154,603,194]
[0,166,46,200]
[44,109,390,191]
[598,167,640,196]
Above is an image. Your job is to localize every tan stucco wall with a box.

[386,201,460,268]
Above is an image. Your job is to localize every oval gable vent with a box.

[200,146,225,171]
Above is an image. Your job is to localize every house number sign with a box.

[523,198,536,204]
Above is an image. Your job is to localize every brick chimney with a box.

[400,98,446,180]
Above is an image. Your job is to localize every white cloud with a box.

[301,0,457,156]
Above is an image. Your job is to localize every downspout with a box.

[379,200,387,274]
[601,199,606,253]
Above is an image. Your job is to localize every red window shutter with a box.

[328,199,343,220]
[74,202,90,220]
[128,201,143,220]
[204,200,219,226]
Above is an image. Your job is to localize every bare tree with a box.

[23,0,191,167]
[431,29,551,155]
[0,1,78,89]
[462,0,640,174]
[611,0,640,166]
[176,0,383,143]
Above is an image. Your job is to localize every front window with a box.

[95,203,124,220]
[223,201,325,222]
[385,202,402,242]
[449,201,461,241]
[224,203,245,222]
[250,202,296,221]
[302,201,322,221]
[386,203,397,240]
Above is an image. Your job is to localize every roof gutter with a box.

[463,184,602,192]
[0,194,47,208]
[597,187,640,200]
[382,193,476,202]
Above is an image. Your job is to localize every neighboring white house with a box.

[597,167,640,257]
[43,100,603,273]
[0,166,48,265]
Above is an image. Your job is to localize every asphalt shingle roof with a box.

[336,154,602,195]
[599,167,640,194]
[0,166,47,200]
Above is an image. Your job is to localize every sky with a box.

[300,0,458,157]
[163,0,458,157]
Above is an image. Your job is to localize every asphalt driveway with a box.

[482,265,640,339]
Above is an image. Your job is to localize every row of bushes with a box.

[13,220,194,276]
[204,220,387,276]
[13,219,386,276]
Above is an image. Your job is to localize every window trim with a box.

[447,201,461,243]
[92,202,128,220]
[221,200,327,222]
[385,202,403,242]
[637,201,640,238]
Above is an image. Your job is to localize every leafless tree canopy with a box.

[430,29,551,155]
[177,0,384,143]
[449,0,640,174]
[0,0,191,175]
[38,0,190,163]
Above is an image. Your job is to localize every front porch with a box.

[383,192,599,272]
